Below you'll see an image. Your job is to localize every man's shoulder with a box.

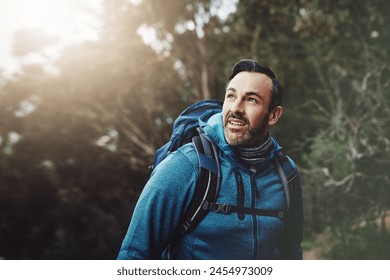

[177,142,197,155]
[176,142,199,167]
[174,142,197,162]
[147,143,199,195]
[151,143,198,176]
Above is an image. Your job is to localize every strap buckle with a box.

[202,201,231,214]
[213,203,231,214]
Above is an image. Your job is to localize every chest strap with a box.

[202,201,285,220]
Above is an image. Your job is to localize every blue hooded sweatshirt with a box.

[117,112,303,260]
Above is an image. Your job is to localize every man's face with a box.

[223,71,277,147]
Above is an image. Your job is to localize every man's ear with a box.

[268,106,283,126]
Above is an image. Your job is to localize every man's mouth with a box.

[226,113,248,129]
[228,119,246,126]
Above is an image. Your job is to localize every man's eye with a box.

[247,97,257,103]
[226,94,235,100]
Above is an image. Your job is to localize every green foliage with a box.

[325,215,390,260]
[0,132,147,259]
[303,133,353,180]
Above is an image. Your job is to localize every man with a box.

[117,59,303,259]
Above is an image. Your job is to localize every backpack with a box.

[150,100,297,251]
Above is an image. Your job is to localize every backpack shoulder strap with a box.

[274,150,298,211]
[165,128,220,249]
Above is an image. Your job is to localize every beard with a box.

[224,112,269,147]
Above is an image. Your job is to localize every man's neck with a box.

[234,133,273,169]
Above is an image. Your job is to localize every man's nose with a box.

[230,99,244,114]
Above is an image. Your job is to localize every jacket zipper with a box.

[250,174,259,259]
[235,172,245,220]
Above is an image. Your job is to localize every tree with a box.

[0,0,186,259]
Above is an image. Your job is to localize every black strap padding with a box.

[164,130,220,252]
[275,150,297,211]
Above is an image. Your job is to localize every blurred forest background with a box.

[0,0,389,259]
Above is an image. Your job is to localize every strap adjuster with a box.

[203,201,231,214]
[215,203,231,214]
[202,201,284,219]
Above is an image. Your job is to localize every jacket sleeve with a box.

[278,170,304,259]
[117,148,198,259]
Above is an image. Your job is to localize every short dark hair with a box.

[226,59,284,110]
